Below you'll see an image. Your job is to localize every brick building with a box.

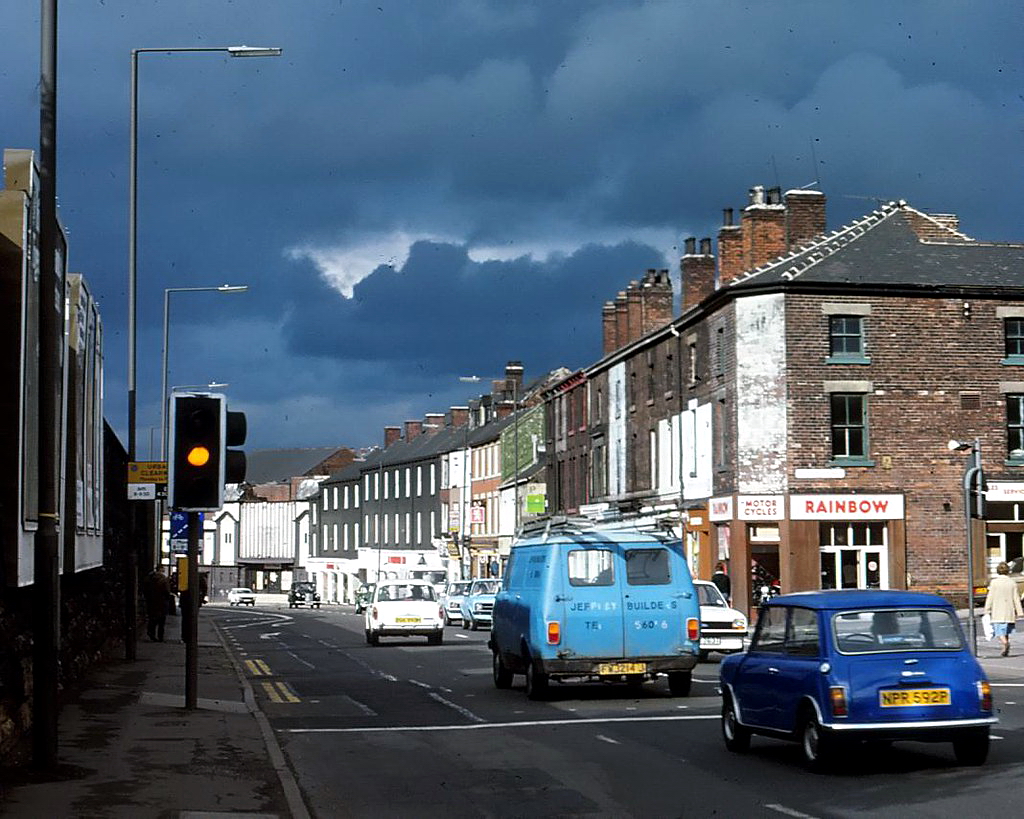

[546,185,1024,614]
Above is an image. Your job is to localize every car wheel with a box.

[953,728,989,766]
[525,659,548,700]
[366,630,379,646]
[428,631,444,646]
[463,617,473,631]
[470,618,479,632]
[667,671,692,697]
[799,709,834,772]
[492,651,514,689]
[721,696,751,753]
[699,650,710,662]
[443,612,451,626]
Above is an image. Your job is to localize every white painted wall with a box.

[608,362,627,496]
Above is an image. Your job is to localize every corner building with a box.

[546,185,1024,615]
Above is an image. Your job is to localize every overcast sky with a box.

[3,1,1020,453]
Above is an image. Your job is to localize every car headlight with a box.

[732,618,747,630]
[474,603,485,612]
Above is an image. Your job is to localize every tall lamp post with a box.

[459,376,481,579]
[949,438,984,655]
[128,44,280,462]
[161,285,248,458]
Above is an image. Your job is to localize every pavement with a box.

[0,604,1020,818]
[0,601,309,819]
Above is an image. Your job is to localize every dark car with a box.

[288,581,321,609]
[719,590,995,771]
[354,582,375,614]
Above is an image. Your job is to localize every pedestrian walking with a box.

[141,564,170,642]
[711,562,731,603]
[984,562,1023,657]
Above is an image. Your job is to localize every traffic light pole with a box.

[184,511,200,709]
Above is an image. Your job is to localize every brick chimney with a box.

[505,360,524,398]
[785,189,827,247]
[626,280,643,343]
[450,406,469,428]
[423,413,445,433]
[384,426,401,448]
[718,207,743,286]
[404,420,423,441]
[681,237,716,309]
[741,185,786,272]
[614,291,628,348]
[640,269,673,335]
[602,301,617,354]
[495,400,514,419]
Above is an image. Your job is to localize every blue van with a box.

[489,520,701,699]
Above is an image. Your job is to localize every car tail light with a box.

[438,606,445,621]
[547,621,561,645]
[829,686,848,718]
[978,680,992,712]
[686,618,699,640]
[371,606,378,620]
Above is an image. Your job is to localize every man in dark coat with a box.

[711,562,731,603]
[142,565,171,642]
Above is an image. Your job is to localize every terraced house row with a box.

[308,182,1024,615]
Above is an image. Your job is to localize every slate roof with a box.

[728,202,1024,293]
[245,447,348,484]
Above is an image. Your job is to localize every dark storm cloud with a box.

[2,1,1020,448]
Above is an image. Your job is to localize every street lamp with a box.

[949,437,984,655]
[161,285,248,459]
[459,376,481,580]
[128,44,280,461]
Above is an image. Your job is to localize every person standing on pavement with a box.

[711,562,731,603]
[984,561,1023,657]
[142,564,170,642]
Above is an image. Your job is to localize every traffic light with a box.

[224,405,247,485]
[169,394,223,510]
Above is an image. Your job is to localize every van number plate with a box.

[598,662,647,675]
[880,688,950,707]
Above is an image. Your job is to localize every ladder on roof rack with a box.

[515,515,596,542]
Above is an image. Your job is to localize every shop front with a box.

[709,492,906,615]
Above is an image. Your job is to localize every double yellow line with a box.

[244,658,300,703]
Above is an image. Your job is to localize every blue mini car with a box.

[719,590,996,771]
[461,579,499,630]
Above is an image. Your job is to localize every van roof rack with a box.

[515,515,597,542]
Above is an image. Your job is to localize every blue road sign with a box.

[170,511,203,554]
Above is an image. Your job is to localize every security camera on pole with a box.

[168,392,246,708]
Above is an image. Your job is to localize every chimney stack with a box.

[450,406,470,428]
[640,268,673,333]
[681,237,716,309]
[602,301,617,354]
[784,189,827,247]
[626,280,643,342]
[741,185,787,272]
[495,400,515,419]
[423,413,445,433]
[384,426,402,448]
[718,207,743,286]
[404,420,423,441]
[505,360,524,399]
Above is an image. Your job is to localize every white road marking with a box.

[286,650,316,670]
[765,804,820,819]
[283,713,719,734]
[342,695,378,716]
[428,692,486,722]
[596,734,620,744]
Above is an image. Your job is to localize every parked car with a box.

[440,580,471,625]
[288,581,321,609]
[354,582,375,614]
[693,580,747,660]
[720,589,996,771]
[489,521,700,699]
[364,580,444,646]
[227,587,256,607]
[461,579,499,630]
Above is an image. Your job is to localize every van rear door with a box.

[622,544,692,658]
[556,545,626,659]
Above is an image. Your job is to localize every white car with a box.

[694,580,747,660]
[227,587,256,606]
[364,580,445,646]
[440,580,471,625]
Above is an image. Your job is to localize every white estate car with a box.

[227,587,256,606]
[364,580,445,646]
[694,580,747,660]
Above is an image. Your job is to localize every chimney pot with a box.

[723,207,734,227]
[699,237,712,255]
[684,237,696,255]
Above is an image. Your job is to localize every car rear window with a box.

[568,549,614,586]
[832,608,963,653]
[625,548,671,586]
[378,584,437,602]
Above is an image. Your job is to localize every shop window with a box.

[819,522,887,590]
